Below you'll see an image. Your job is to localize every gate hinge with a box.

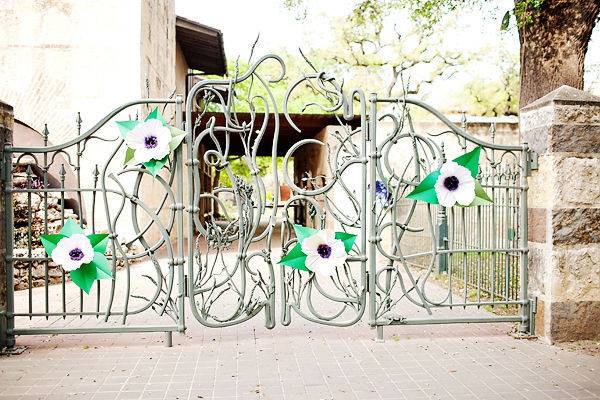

[184,274,189,297]
[527,149,538,175]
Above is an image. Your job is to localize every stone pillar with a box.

[0,100,14,349]
[520,85,600,343]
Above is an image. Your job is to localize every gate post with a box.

[0,100,14,349]
[520,86,600,343]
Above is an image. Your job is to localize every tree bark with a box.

[518,0,600,107]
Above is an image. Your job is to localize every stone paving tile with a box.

[2,263,600,400]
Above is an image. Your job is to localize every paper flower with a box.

[41,219,112,294]
[406,146,492,207]
[50,234,95,271]
[301,230,348,276]
[280,225,356,277]
[116,107,186,176]
[124,119,171,164]
[375,180,392,205]
[433,161,475,207]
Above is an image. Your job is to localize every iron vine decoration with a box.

[5,52,530,339]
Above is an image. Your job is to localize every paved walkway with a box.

[1,261,599,400]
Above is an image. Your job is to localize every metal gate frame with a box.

[1,54,533,348]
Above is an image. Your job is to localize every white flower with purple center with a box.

[434,161,475,207]
[50,234,95,272]
[124,119,171,164]
[301,230,348,276]
[375,180,391,205]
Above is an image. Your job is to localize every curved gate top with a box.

[1,54,533,346]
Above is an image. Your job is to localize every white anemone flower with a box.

[301,230,347,277]
[434,161,476,207]
[51,234,95,272]
[124,119,171,164]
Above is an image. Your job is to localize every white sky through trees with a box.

[176,0,600,106]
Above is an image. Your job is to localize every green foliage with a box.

[513,0,545,27]
[205,56,332,115]
[284,0,546,31]
[305,13,467,98]
[454,49,520,116]
[218,156,291,188]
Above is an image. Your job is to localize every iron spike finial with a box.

[76,112,82,132]
[42,124,49,145]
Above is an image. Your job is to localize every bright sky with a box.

[176,0,356,57]
[176,0,600,99]
[176,0,518,57]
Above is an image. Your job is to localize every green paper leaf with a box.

[60,219,85,236]
[115,120,139,138]
[335,231,357,253]
[469,181,494,206]
[124,147,136,165]
[293,224,319,243]
[40,234,66,256]
[69,253,112,294]
[145,107,167,126]
[169,126,187,152]
[90,253,113,279]
[453,147,481,178]
[279,243,309,271]
[87,233,109,253]
[143,155,168,176]
[69,262,98,294]
[406,170,441,204]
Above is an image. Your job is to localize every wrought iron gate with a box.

[1,54,532,347]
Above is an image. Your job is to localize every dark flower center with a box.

[69,248,84,261]
[317,244,332,259]
[443,176,460,191]
[144,135,158,149]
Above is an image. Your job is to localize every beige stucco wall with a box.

[0,0,181,242]
[141,0,176,100]
[175,42,189,103]
[0,0,142,145]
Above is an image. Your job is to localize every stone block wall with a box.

[11,163,78,290]
[520,85,600,343]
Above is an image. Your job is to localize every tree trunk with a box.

[518,0,600,107]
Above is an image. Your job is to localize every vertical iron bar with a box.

[368,93,378,332]
[174,95,186,333]
[43,126,49,319]
[3,135,15,347]
[76,116,84,315]
[476,205,481,305]
[59,164,66,318]
[92,165,100,316]
[461,208,467,304]
[26,166,33,317]
[519,145,530,334]
[448,208,454,306]
[490,159,497,303]
[504,167,510,301]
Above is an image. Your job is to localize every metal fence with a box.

[395,150,522,302]
[0,54,533,347]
